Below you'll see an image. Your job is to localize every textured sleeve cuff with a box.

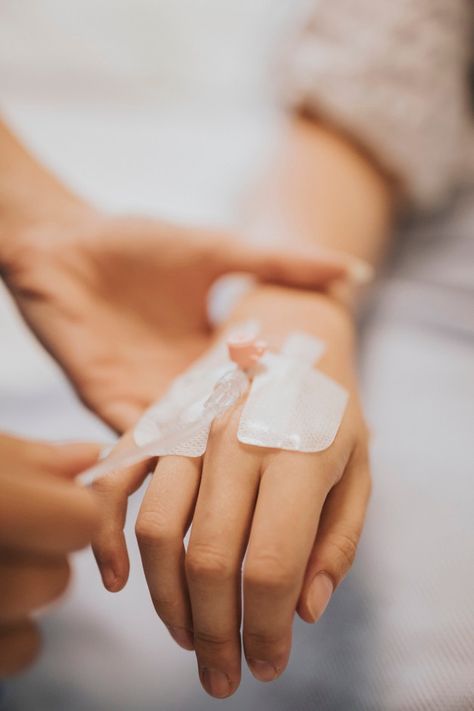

[282,0,473,211]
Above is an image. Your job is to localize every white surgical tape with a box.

[237,334,348,453]
[133,321,257,457]
[79,325,348,485]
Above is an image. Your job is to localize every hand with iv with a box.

[90,286,371,699]
[0,435,100,678]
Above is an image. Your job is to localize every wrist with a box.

[227,285,357,386]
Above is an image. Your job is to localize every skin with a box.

[0,435,100,678]
[0,107,394,693]
[0,119,359,433]
[91,117,395,697]
[0,115,359,678]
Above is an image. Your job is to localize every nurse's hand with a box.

[0,435,100,677]
[1,210,354,433]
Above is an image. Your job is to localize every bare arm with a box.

[247,115,394,278]
[0,119,91,243]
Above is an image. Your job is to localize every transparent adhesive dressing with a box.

[79,326,349,485]
[79,368,249,486]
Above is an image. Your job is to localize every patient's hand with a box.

[91,287,371,698]
[2,211,351,432]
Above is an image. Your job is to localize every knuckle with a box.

[135,511,178,549]
[208,406,240,444]
[244,553,297,594]
[91,473,119,499]
[150,596,182,625]
[321,462,342,488]
[193,629,233,650]
[245,628,285,649]
[186,545,235,583]
[326,528,360,575]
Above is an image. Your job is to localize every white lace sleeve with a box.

[283,0,473,210]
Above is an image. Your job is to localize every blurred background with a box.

[0,0,299,221]
[0,0,299,405]
[0,1,473,709]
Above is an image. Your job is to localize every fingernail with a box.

[200,668,231,698]
[248,659,278,682]
[307,572,333,622]
[167,626,194,651]
[347,259,374,285]
[102,566,119,592]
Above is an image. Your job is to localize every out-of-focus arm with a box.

[247,115,394,272]
[243,0,472,307]
[281,0,473,212]
[0,118,92,266]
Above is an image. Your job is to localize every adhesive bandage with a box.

[133,320,261,458]
[237,345,348,452]
[79,324,348,484]
[134,341,236,458]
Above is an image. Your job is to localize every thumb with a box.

[40,442,103,480]
[0,436,102,555]
[218,240,373,289]
[0,434,101,481]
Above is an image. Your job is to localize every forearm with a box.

[247,115,394,270]
[229,117,395,371]
[0,118,92,263]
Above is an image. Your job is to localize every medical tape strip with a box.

[133,321,257,457]
[134,326,347,458]
[238,334,348,453]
